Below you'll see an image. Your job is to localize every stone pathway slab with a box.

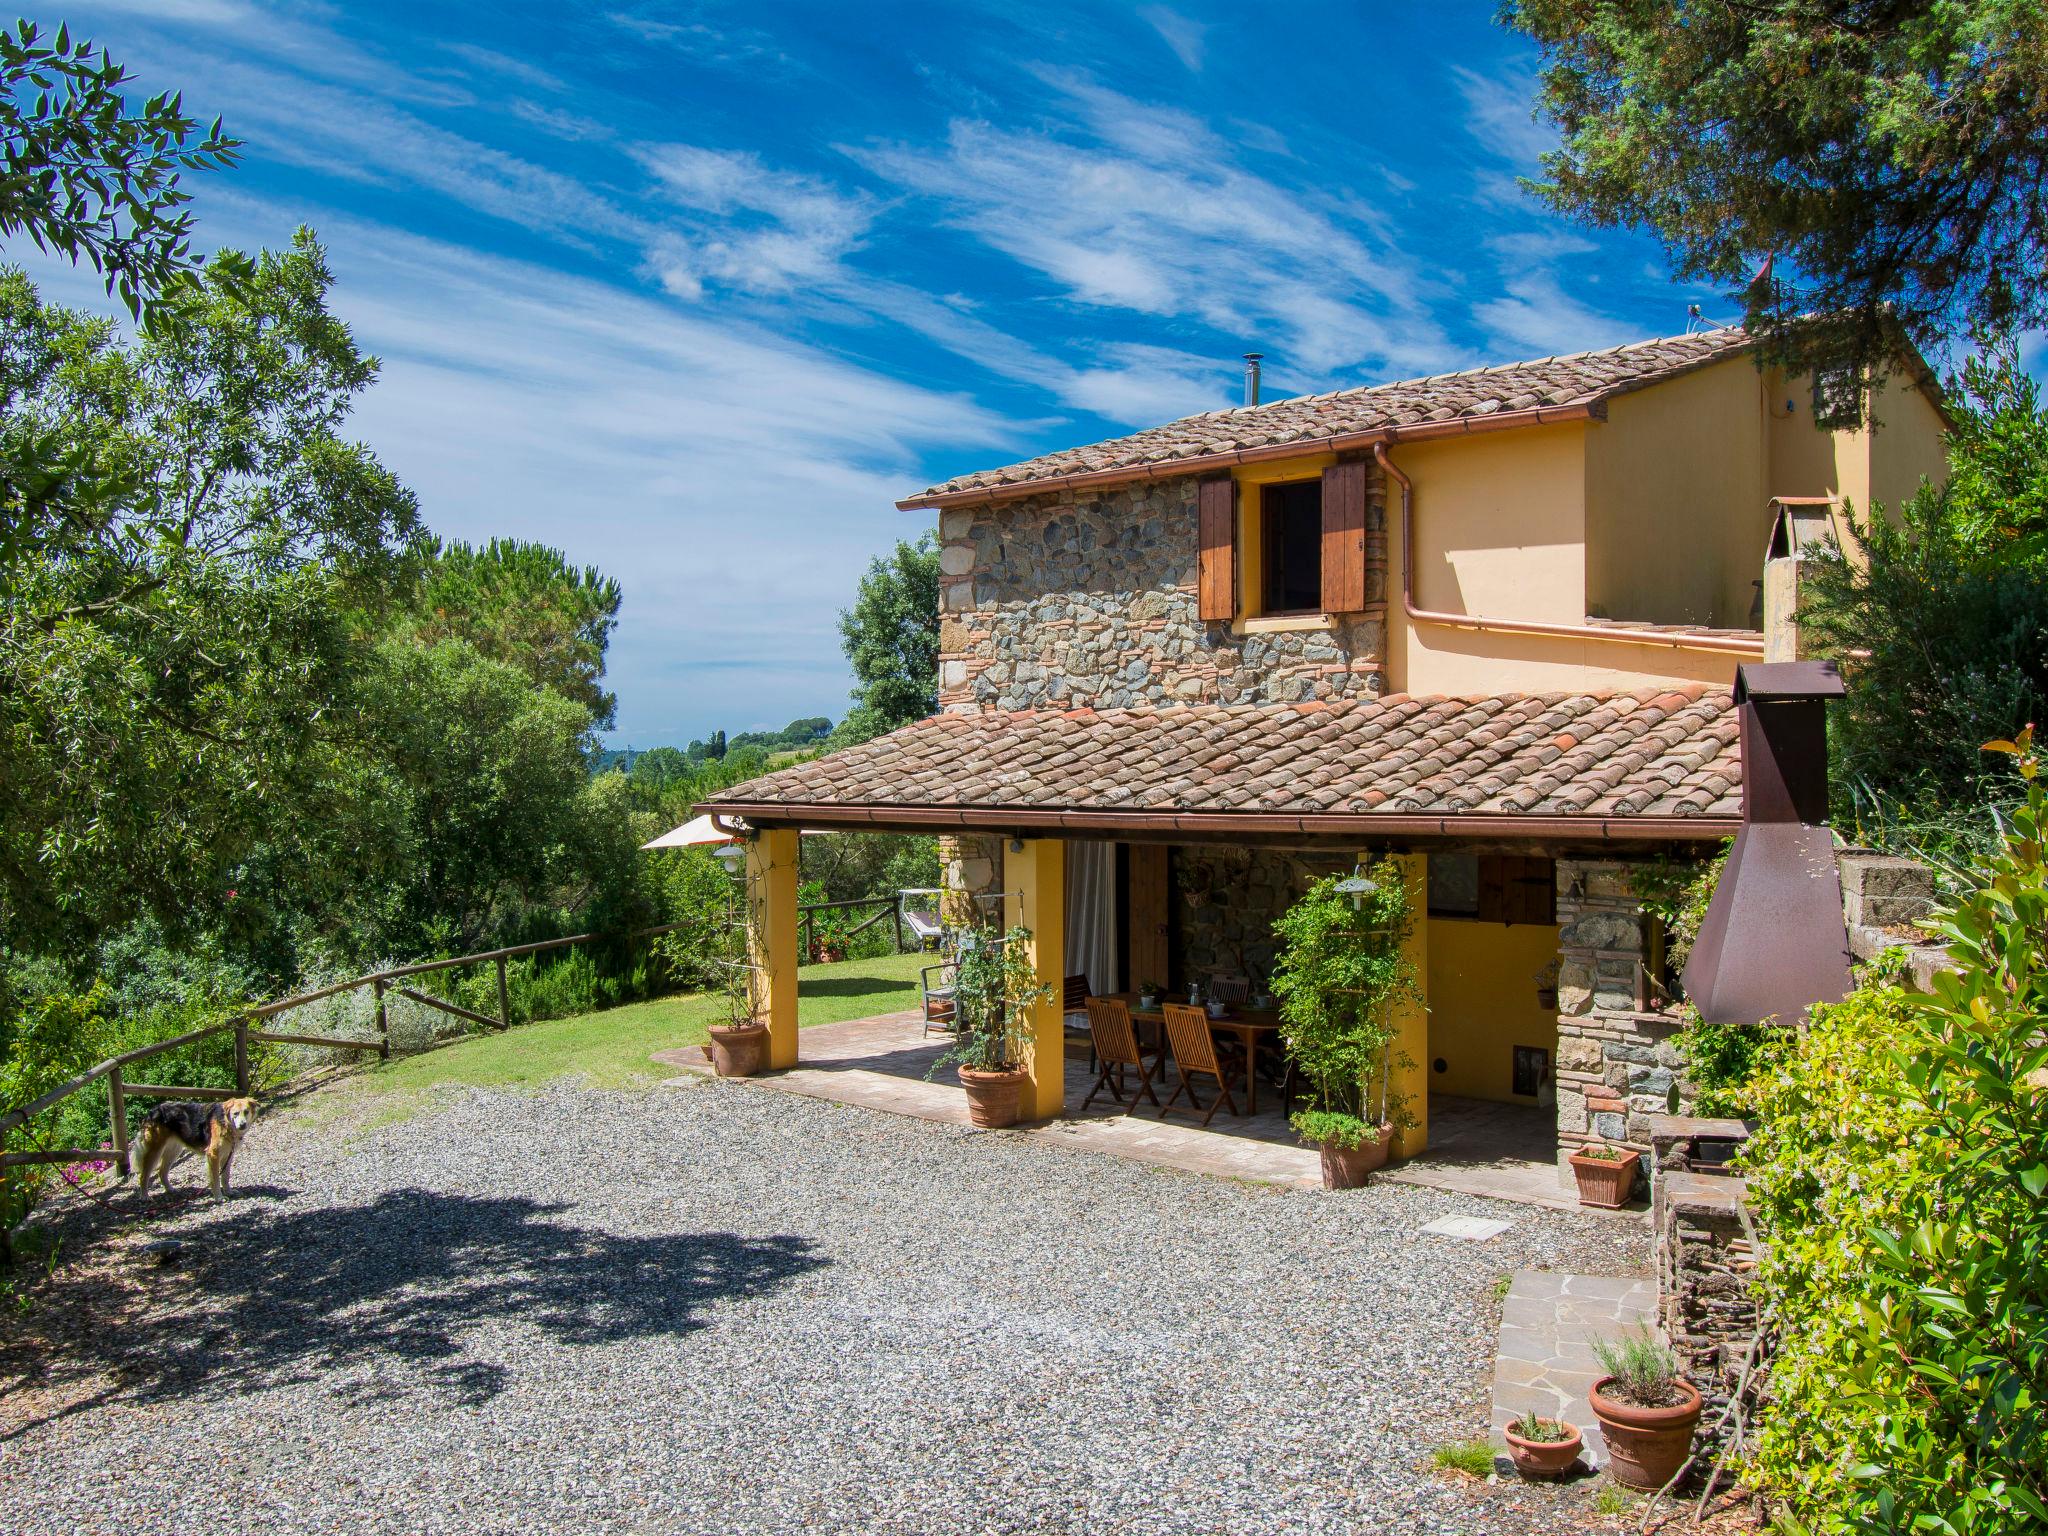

[1490,1269,1657,1468]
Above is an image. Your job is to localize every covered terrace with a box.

[696,686,1741,1183]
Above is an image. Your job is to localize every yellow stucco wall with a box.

[1385,347,1948,697]
[1866,368,1950,514]
[1763,363,1949,522]
[1585,357,1770,629]
[1386,421,1720,695]
[1425,916,1561,1105]
[1403,424,1589,625]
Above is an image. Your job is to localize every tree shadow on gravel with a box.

[1,1189,826,1436]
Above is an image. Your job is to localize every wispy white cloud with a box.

[1450,62,1556,169]
[443,42,567,94]
[635,144,874,298]
[1139,6,1208,72]
[510,100,616,143]
[1472,271,1642,360]
[602,8,790,71]
[849,69,1450,380]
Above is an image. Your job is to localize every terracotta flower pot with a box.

[1316,1123,1394,1188]
[1503,1417,1583,1480]
[1569,1147,1642,1208]
[958,1065,1030,1128]
[707,1022,770,1078]
[1590,1374,1703,1490]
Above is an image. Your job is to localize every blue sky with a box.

[37,3,1790,745]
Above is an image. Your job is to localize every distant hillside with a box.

[593,716,833,776]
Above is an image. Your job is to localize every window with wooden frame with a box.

[1195,457,1369,622]
[1261,480,1322,614]
[1427,853,1556,926]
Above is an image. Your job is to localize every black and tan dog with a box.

[129,1097,257,1199]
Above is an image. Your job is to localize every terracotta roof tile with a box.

[906,330,1752,502]
[703,688,1742,826]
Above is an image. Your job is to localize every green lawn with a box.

[315,950,929,1121]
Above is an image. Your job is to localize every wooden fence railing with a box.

[1,893,926,1254]
[800,893,910,960]
[0,921,692,1241]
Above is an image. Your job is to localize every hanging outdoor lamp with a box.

[1334,865,1379,911]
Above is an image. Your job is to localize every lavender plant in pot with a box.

[927,925,1054,1128]
[1271,862,1419,1189]
[1589,1327,1702,1490]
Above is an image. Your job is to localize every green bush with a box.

[1743,730,2048,1533]
[1272,861,1420,1147]
[1673,1014,1787,1117]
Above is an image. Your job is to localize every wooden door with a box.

[1126,843,1171,991]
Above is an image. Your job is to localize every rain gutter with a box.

[700,801,1738,842]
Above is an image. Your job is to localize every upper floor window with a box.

[1262,480,1323,615]
[1195,459,1368,624]
[1810,362,1865,430]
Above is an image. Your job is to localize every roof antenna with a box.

[1686,303,1704,334]
[1243,352,1263,407]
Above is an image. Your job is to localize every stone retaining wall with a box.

[1650,1116,1762,1455]
[933,475,1386,714]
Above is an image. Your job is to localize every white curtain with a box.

[1065,841,1118,994]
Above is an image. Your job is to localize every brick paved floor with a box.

[656,1010,1630,1212]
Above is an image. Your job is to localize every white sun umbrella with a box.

[640,815,831,851]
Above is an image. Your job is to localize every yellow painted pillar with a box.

[1010,838,1067,1121]
[1389,851,1430,1158]
[746,828,801,1069]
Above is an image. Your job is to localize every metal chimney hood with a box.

[1680,661,1855,1027]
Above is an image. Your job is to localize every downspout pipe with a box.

[1372,442,1766,658]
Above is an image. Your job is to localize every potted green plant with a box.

[1136,978,1161,1011]
[1271,861,1420,1189]
[928,925,1055,1128]
[1589,1327,1702,1490]
[1502,1410,1582,1479]
[1569,1141,1642,1208]
[706,857,769,1076]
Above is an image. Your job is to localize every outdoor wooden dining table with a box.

[1108,995,1284,1115]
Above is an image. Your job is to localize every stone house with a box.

[701,327,1947,1180]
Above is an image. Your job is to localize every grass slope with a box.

[315,950,929,1123]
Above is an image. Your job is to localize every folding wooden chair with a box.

[1157,1003,1244,1127]
[1081,997,1163,1113]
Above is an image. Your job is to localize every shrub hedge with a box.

[1743,731,2048,1533]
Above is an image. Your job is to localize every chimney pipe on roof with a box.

[1243,353,1263,407]
[1680,661,1854,1027]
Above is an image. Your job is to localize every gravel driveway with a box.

[3,1076,1646,1534]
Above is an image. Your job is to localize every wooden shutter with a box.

[1196,478,1235,621]
[1477,855,1557,926]
[1320,458,1368,613]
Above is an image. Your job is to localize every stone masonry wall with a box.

[1554,859,1689,1186]
[1651,1118,1763,1454]
[934,472,1386,713]
[1174,846,1346,992]
[936,833,1004,927]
